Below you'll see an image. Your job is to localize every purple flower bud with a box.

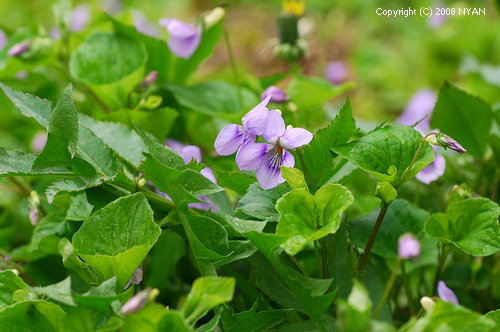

[15,71,28,80]
[0,29,7,50]
[398,233,420,259]
[159,19,201,59]
[71,5,91,31]
[325,61,348,84]
[121,288,152,314]
[31,131,48,153]
[29,207,39,226]
[141,71,158,87]
[398,89,437,134]
[8,41,29,57]
[261,86,287,103]
[123,268,143,290]
[50,26,61,40]
[437,281,459,305]
[425,133,467,153]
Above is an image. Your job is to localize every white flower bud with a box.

[204,7,225,29]
[420,296,435,311]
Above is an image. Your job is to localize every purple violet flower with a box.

[7,41,29,57]
[134,11,160,37]
[214,96,271,156]
[437,280,459,305]
[398,89,437,134]
[261,86,287,103]
[236,113,313,190]
[159,19,201,59]
[325,61,348,84]
[157,140,217,212]
[398,233,420,259]
[0,29,7,50]
[71,5,91,31]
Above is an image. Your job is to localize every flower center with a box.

[265,146,284,170]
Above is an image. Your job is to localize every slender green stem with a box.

[321,237,329,279]
[314,240,322,277]
[401,259,415,315]
[291,255,309,277]
[223,27,242,109]
[374,258,401,319]
[432,244,453,296]
[357,202,390,274]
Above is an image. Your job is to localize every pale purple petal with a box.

[29,207,39,226]
[165,139,185,153]
[50,26,61,40]
[398,233,420,259]
[282,150,295,168]
[416,152,445,184]
[121,289,151,314]
[71,5,91,31]
[398,89,437,134]
[0,29,7,49]
[189,197,217,212]
[154,186,171,201]
[214,124,245,156]
[236,143,270,170]
[8,41,29,57]
[31,131,47,153]
[261,86,287,103]
[200,167,216,183]
[242,96,270,135]
[437,281,459,305]
[141,70,158,86]
[279,128,313,149]
[262,110,286,142]
[160,19,201,59]
[256,163,284,190]
[438,134,466,153]
[179,145,202,164]
[325,61,348,84]
[134,11,160,37]
[124,268,143,290]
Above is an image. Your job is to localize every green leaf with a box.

[172,23,223,83]
[281,167,309,191]
[287,75,355,108]
[58,238,100,286]
[166,81,258,119]
[109,15,172,82]
[401,301,496,332]
[351,199,437,262]
[0,301,65,331]
[276,184,354,255]
[215,171,256,196]
[236,183,290,222]
[62,306,123,332]
[0,82,52,128]
[73,277,119,314]
[332,124,434,185]
[431,82,492,160]
[32,84,79,169]
[0,148,72,177]
[28,212,66,257]
[34,276,75,306]
[72,193,161,289]
[221,301,290,332]
[181,277,235,325]
[424,198,500,256]
[66,192,93,221]
[246,232,335,320]
[70,31,147,109]
[485,310,500,329]
[375,182,397,204]
[157,309,192,332]
[0,270,34,310]
[299,97,357,187]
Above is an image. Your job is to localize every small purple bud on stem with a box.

[425,133,466,153]
[398,233,420,259]
[8,41,30,57]
[141,71,158,87]
[121,288,158,315]
[325,61,348,84]
[437,280,459,305]
[29,207,39,226]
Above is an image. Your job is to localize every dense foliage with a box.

[0,1,499,331]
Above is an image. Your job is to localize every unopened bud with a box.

[8,41,30,57]
[29,207,39,226]
[425,133,466,153]
[420,296,435,311]
[204,7,225,29]
[121,288,158,315]
[140,71,158,87]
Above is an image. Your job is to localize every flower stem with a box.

[321,237,329,279]
[314,240,322,277]
[432,244,453,296]
[374,258,401,319]
[223,26,242,109]
[401,259,415,315]
[291,255,309,277]
[357,202,390,275]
